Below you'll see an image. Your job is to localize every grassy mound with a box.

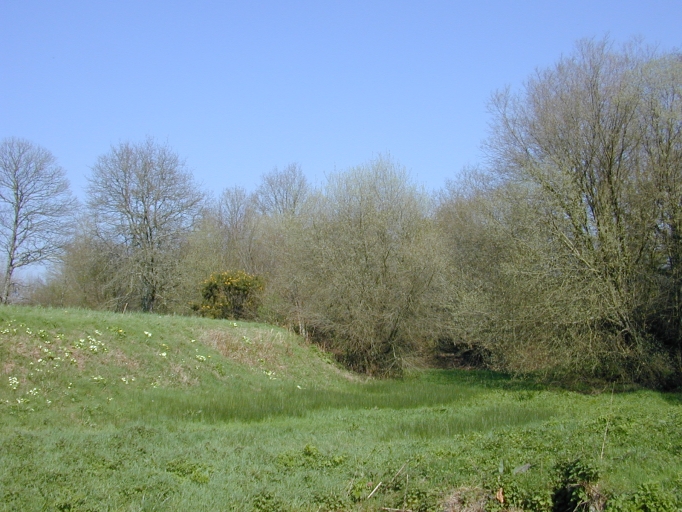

[1,305,681,511]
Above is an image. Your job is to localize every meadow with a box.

[1,305,680,511]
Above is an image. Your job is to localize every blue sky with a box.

[2,1,681,199]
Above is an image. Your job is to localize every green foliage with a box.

[166,458,210,484]
[253,491,289,512]
[349,479,372,502]
[488,480,553,512]
[607,483,679,512]
[196,270,265,320]
[1,305,682,511]
[399,486,441,512]
[485,459,552,512]
[275,444,346,470]
[552,458,602,512]
[312,491,349,511]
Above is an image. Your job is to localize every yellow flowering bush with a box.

[195,271,264,320]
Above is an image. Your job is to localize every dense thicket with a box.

[439,40,682,385]
[29,39,682,385]
[270,157,450,374]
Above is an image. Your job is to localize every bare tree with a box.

[254,163,309,216]
[87,138,203,312]
[0,138,76,303]
[217,186,261,270]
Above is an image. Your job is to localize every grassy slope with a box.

[0,305,681,511]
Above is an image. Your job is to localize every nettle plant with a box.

[195,271,264,320]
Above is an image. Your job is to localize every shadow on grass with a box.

[438,368,664,396]
[415,368,545,391]
[659,390,682,406]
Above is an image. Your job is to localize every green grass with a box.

[1,305,681,511]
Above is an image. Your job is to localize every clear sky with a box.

[2,0,681,199]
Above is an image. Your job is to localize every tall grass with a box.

[136,377,487,423]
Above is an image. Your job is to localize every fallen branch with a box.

[367,481,383,499]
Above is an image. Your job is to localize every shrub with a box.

[195,271,264,320]
[552,458,604,512]
[606,483,678,512]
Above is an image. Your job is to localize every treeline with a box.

[11,39,682,386]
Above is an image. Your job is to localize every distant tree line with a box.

[7,38,682,386]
